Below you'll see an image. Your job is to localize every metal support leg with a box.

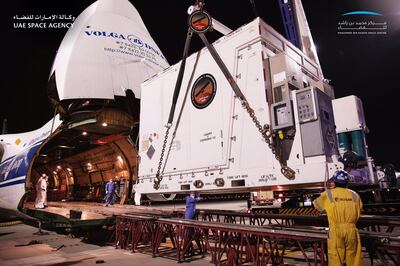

[33,220,49,235]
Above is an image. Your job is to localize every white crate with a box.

[137,18,341,195]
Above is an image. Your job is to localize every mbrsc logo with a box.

[342,11,383,16]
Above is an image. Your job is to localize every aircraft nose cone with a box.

[48,0,169,110]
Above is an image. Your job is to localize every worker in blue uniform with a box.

[185,191,200,219]
[105,178,116,207]
[184,191,201,256]
[313,170,363,266]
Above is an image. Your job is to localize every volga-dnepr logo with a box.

[84,30,164,59]
[127,35,143,47]
[84,31,144,47]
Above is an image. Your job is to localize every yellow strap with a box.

[351,190,357,203]
[327,189,334,203]
[350,190,360,210]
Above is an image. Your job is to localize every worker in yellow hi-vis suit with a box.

[313,170,363,266]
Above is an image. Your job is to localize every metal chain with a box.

[154,126,170,189]
[240,100,296,180]
[153,28,193,190]
[198,30,295,180]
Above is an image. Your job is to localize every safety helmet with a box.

[332,170,350,184]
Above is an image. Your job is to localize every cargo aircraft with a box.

[0,0,169,219]
[1,0,397,224]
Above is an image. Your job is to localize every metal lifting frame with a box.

[114,209,400,265]
[115,214,327,265]
[195,209,400,234]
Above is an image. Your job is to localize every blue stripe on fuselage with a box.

[0,155,16,165]
[0,178,25,188]
[0,142,42,183]
[0,139,44,165]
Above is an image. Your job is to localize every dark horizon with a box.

[1,0,399,167]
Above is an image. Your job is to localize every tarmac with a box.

[0,221,395,265]
[0,223,210,266]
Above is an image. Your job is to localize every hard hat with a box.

[332,170,350,184]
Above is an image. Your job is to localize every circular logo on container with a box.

[189,10,212,33]
[127,34,144,47]
[191,74,217,109]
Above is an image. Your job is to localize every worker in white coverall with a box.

[313,170,363,266]
[35,175,49,209]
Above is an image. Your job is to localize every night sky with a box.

[1,0,399,167]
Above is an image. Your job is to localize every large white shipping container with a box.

[136,18,343,195]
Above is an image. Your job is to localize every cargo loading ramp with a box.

[22,201,183,231]
[23,203,114,231]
